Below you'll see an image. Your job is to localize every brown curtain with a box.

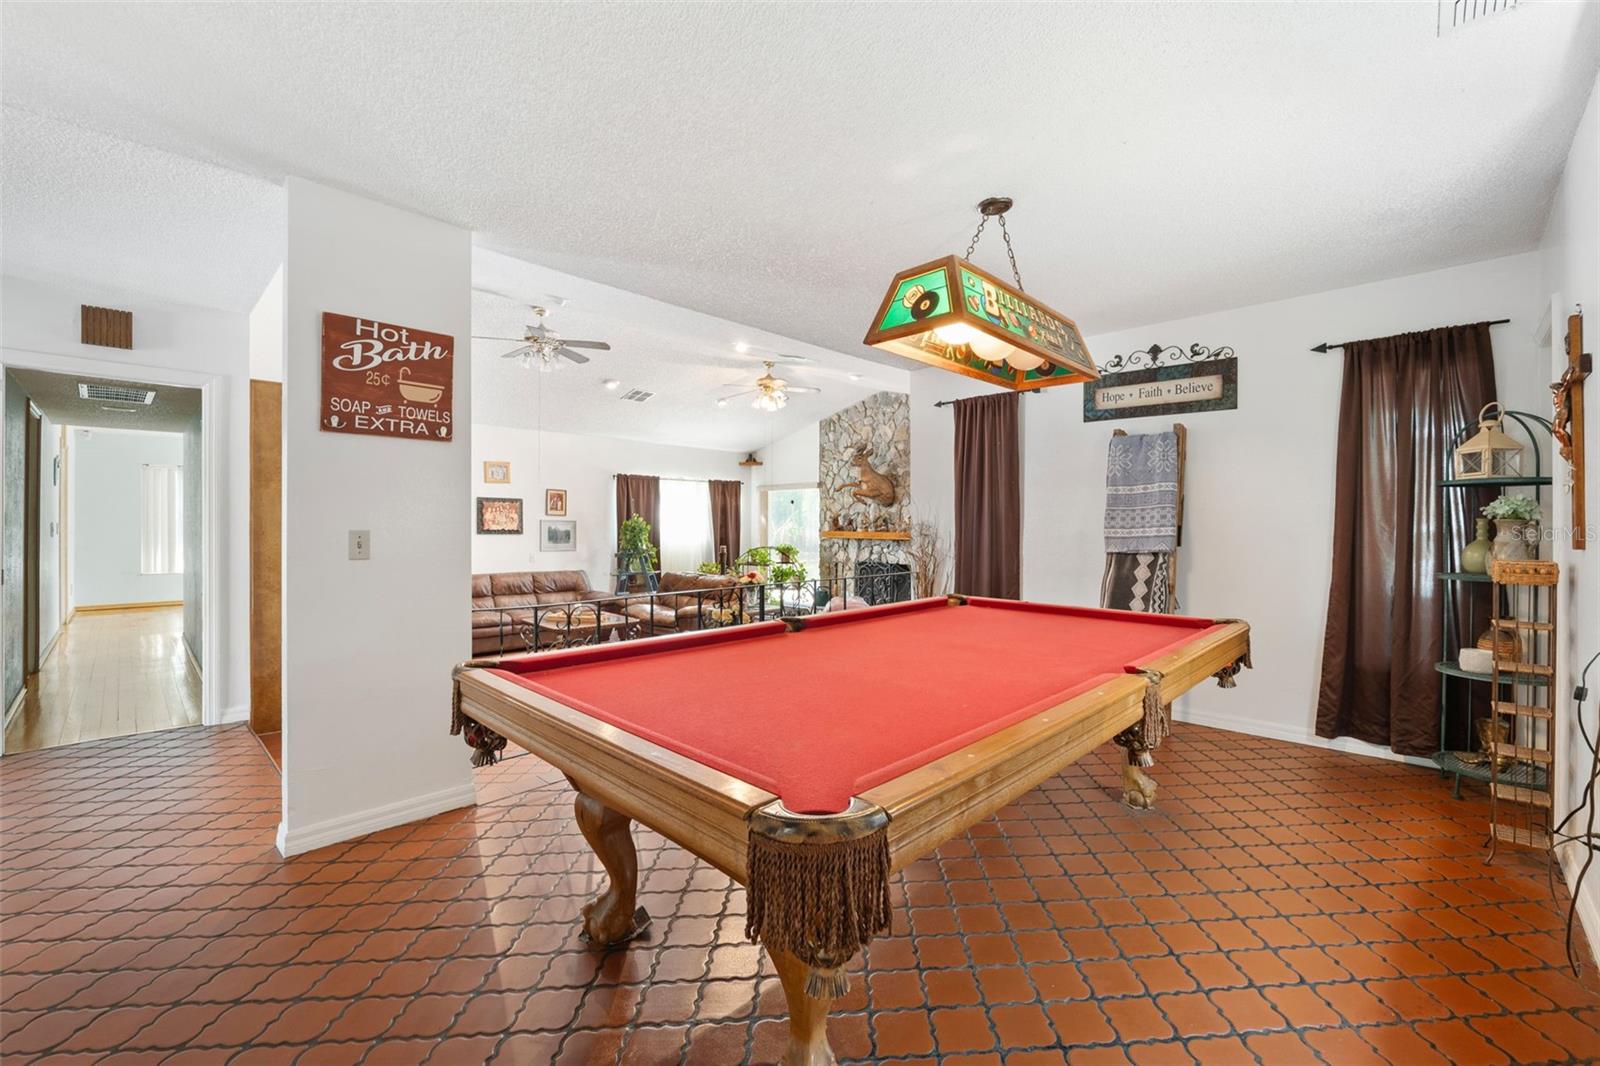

[709,480,742,567]
[1316,323,1497,756]
[953,392,1022,599]
[614,473,661,559]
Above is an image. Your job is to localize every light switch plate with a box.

[349,530,371,561]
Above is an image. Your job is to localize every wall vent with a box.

[81,305,134,348]
[619,389,654,403]
[79,382,156,405]
[1438,0,1518,36]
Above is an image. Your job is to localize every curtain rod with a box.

[1310,318,1510,354]
[933,390,1040,408]
[612,474,734,484]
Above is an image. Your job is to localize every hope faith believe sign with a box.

[321,313,454,442]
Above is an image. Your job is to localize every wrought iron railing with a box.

[469,574,913,656]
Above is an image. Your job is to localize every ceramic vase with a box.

[1461,518,1492,574]
[1491,519,1538,561]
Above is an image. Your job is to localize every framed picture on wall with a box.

[545,488,568,516]
[540,520,577,552]
[476,497,523,534]
[483,460,511,484]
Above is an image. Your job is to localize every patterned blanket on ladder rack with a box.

[1101,429,1181,614]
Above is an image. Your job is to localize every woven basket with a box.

[1476,629,1521,661]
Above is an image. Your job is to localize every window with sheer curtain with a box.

[658,478,714,574]
[140,463,184,575]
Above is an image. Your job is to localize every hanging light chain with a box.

[963,208,1026,292]
[964,214,989,262]
[996,214,1024,293]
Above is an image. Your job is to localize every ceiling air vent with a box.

[1438,0,1517,36]
[79,382,156,405]
[619,389,654,403]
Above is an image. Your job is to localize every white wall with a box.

[69,428,184,607]
[249,264,284,383]
[1540,69,1600,941]
[0,274,250,722]
[750,421,821,543]
[279,177,473,855]
[37,413,62,651]
[912,251,1547,763]
[471,423,752,582]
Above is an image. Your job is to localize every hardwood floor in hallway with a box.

[3,606,200,754]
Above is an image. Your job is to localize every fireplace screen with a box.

[856,560,912,605]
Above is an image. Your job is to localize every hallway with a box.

[3,606,200,754]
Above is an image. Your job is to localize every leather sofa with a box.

[470,570,619,655]
[620,571,744,633]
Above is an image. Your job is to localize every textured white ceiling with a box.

[2,0,1597,361]
[0,108,283,313]
[471,249,905,453]
[7,367,200,433]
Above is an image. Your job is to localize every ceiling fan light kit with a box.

[717,360,821,412]
[474,305,613,373]
[863,197,1098,391]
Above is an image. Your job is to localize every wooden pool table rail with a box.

[456,668,771,881]
[865,672,1148,870]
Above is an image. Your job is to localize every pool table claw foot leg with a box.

[573,790,651,946]
[1122,762,1158,809]
[770,948,838,1066]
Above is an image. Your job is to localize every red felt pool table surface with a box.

[488,597,1225,814]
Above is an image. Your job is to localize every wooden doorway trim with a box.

[22,403,40,676]
[249,380,282,734]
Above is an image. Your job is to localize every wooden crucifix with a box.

[1552,310,1592,549]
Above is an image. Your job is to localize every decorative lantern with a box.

[1454,402,1525,479]
[863,198,1097,392]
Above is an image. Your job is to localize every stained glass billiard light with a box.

[863,198,1099,392]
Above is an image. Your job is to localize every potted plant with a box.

[770,562,807,587]
[775,543,798,564]
[1481,494,1542,561]
[618,514,658,567]
[696,561,723,575]
[740,547,773,568]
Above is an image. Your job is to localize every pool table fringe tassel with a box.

[451,662,509,767]
[1210,619,1253,688]
[746,802,893,999]
[1133,667,1171,749]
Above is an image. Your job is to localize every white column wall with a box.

[278,178,473,855]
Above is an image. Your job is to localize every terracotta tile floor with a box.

[3,722,1598,1064]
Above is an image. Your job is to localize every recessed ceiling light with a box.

[734,342,750,353]
[715,398,728,408]
[848,373,863,382]
[602,378,621,390]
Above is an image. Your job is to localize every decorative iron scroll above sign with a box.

[1083,343,1237,422]
[321,312,455,442]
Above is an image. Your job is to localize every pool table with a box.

[451,595,1250,1065]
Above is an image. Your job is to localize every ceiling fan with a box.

[716,360,821,412]
[472,306,610,372]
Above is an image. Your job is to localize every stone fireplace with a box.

[818,391,910,588]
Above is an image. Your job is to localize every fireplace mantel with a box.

[821,530,910,541]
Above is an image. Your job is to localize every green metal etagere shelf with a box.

[1433,409,1552,796]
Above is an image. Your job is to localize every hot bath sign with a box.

[321,313,454,442]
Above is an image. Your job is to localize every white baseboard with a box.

[4,687,24,732]
[39,627,62,667]
[214,704,249,725]
[1172,703,1436,769]
[1559,838,1600,963]
[276,781,477,857]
